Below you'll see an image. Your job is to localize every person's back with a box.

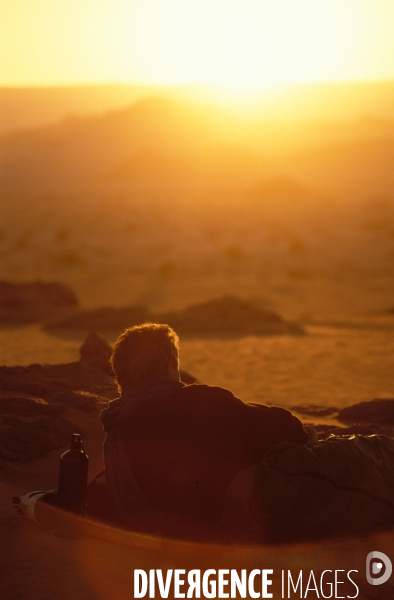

[122,383,307,538]
[100,323,307,540]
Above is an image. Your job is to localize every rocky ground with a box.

[0,280,78,324]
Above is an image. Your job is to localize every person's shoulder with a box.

[178,385,270,410]
[174,384,248,416]
[178,387,293,416]
[180,383,237,400]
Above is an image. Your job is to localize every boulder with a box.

[45,305,150,333]
[0,396,64,416]
[0,416,83,462]
[0,280,78,323]
[43,391,100,413]
[338,399,394,424]
[291,404,338,418]
[0,360,117,462]
[157,295,304,336]
[79,332,113,375]
[0,362,117,399]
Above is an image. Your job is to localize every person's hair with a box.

[111,322,180,391]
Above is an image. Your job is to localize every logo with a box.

[366,551,392,586]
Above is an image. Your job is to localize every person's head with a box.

[111,322,180,392]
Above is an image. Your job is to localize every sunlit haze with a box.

[2,0,394,326]
[1,0,394,89]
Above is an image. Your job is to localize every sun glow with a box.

[1,0,394,88]
[144,0,337,87]
[102,0,388,89]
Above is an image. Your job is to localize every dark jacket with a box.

[118,383,307,537]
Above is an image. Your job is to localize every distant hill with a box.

[1,89,394,197]
[0,84,160,134]
[2,80,394,135]
[0,97,259,192]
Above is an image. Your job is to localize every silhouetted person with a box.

[99,323,307,540]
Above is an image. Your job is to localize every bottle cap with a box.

[70,433,83,450]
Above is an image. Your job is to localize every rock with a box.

[79,332,113,375]
[0,362,117,399]
[44,391,100,413]
[156,295,305,336]
[338,399,394,424]
[0,360,117,462]
[0,416,83,462]
[45,305,150,333]
[0,361,115,463]
[291,404,338,418]
[3,416,24,426]
[0,367,58,396]
[0,396,64,416]
[0,280,78,323]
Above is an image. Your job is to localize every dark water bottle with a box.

[56,433,89,538]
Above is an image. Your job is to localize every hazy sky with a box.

[1,0,394,88]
